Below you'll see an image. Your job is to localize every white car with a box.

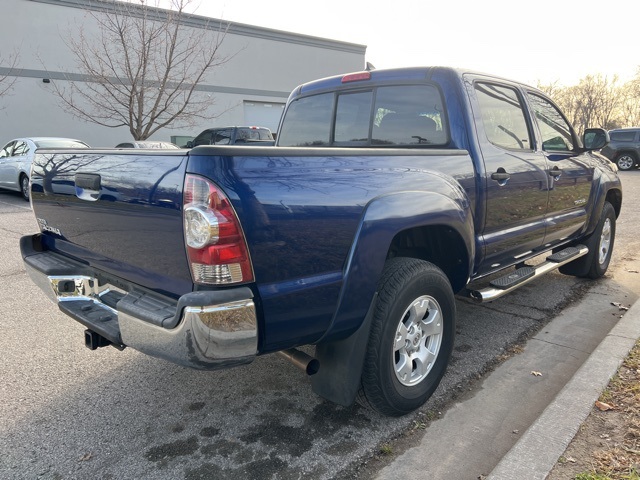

[115,141,179,149]
[0,137,90,201]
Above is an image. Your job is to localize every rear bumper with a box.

[20,234,258,370]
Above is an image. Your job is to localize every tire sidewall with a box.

[20,175,29,201]
[587,202,616,278]
[367,260,455,414]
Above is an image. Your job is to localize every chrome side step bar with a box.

[467,245,588,303]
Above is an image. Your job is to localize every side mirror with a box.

[186,141,194,148]
[583,128,609,151]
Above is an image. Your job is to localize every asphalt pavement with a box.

[374,276,640,480]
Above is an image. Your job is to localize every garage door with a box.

[243,101,285,134]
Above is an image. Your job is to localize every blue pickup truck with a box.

[21,67,622,416]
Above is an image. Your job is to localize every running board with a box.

[466,245,588,303]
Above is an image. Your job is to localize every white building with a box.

[0,0,366,147]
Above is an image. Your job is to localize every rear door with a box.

[525,92,594,246]
[467,78,550,275]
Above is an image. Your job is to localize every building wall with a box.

[0,0,366,147]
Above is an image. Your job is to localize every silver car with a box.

[0,137,90,201]
[114,141,179,149]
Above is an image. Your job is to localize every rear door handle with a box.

[549,167,563,178]
[491,172,510,181]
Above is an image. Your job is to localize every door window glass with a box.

[610,131,636,142]
[527,93,575,151]
[12,141,28,156]
[193,131,213,146]
[373,85,447,146]
[0,141,15,158]
[474,83,531,150]
[214,129,232,145]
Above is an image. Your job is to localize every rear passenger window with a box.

[373,85,447,146]
[610,131,637,142]
[12,141,29,156]
[475,83,531,150]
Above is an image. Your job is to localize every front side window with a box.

[474,83,531,150]
[526,93,574,151]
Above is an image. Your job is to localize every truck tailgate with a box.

[29,150,191,296]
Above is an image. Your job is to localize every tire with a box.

[358,258,456,417]
[615,153,636,171]
[559,201,616,279]
[20,174,30,202]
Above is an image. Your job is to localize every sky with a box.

[183,0,638,88]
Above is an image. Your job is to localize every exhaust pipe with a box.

[84,329,111,350]
[278,348,320,376]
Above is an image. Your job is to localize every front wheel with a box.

[559,201,616,278]
[615,153,636,171]
[358,258,455,417]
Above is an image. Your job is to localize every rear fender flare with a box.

[328,190,474,341]
[311,190,473,406]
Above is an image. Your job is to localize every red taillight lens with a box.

[341,71,371,83]
[183,174,254,285]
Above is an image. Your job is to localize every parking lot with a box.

[1,171,639,480]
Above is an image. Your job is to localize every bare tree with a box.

[51,0,231,140]
[0,51,20,105]
[619,72,640,127]
[539,75,622,133]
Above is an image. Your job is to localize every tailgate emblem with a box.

[36,217,62,236]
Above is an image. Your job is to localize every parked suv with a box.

[600,127,640,170]
[186,126,274,147]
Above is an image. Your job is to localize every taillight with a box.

[183,174,254,285]
[341,71,371,83]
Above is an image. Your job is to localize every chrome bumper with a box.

[21,235,258,370]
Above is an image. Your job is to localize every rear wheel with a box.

[559,201,616,279]
[615,153,636,171]
[358,258,455,417]
[20,174,29,201]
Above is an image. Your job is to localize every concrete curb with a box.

[487,299,640,480]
